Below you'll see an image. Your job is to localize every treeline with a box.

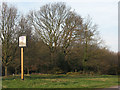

[0,2,118,76]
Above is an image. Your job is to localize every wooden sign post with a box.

[19,36,26,80]
[21,48,24,80]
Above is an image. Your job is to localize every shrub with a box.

[66,72,80,75]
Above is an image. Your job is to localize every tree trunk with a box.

[27,68,30,75]
[75,69,77,72]
[5,66,8,77]
[50,52,54,65]
[15,68,17,75]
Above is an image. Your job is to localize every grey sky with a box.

[1,0,118,52]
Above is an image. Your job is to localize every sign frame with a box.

[18,35,27,48]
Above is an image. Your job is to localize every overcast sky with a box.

[1,0,118,52]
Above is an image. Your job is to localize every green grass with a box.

[2,74,118,88]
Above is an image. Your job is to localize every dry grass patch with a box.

[2,85,7,88]
[80,85,89,87]
[44,79,68,82]
[87,78,109,81]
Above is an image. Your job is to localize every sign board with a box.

[19,36,26,47]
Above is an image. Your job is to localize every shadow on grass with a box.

[28,75,67,80]
[2,75,67,80]
[2,74,118,81]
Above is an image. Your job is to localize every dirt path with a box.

[99,86,119,90]
[109,85,119,88]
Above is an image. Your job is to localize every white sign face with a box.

[19,36,26,47]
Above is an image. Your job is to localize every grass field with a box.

[2,74,118,88]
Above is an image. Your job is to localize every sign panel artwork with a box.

[19,36,26,47]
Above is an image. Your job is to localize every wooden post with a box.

[21,48,24,80]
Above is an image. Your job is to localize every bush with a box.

[48,67,64,74]
[66,72,81,75]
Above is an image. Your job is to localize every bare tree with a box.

[28,2,72,65]
[74,15,102,72]
[0,3,18,76]
[60,11,82,61]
